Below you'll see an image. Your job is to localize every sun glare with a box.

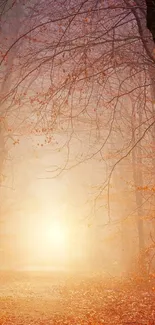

[21,216,70,266]
[19,210,88,268]
[45,220,67,248]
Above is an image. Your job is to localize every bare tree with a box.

[0,0,155,271]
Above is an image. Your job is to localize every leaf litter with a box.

[0,272,155,325]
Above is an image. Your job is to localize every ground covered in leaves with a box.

[0,271,155,325]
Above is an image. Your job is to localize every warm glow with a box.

[19,214,70,267]
[42,220,67,249]
[35,219,68,257]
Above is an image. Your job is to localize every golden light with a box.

[34,219,69,258]
[17,206,89,269]
[18,214,70,267]
[42,220,68,249]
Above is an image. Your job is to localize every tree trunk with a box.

[0,0,22,261]
[131,106,145,272]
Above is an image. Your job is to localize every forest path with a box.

[0,271,155,324]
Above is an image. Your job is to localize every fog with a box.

[0,0,155,279]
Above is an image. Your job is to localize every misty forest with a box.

[0,0,155,324]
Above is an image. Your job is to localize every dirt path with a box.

[0,272,155,324]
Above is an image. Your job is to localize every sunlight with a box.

[43,220,67,249]
[19,212,70,266]
[16,205,89,269]
[34,218,69,259]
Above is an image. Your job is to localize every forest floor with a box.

[0,271,155,325]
